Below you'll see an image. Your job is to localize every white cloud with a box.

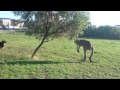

[90,11,120,26]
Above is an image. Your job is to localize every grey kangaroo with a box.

[74,38,94,62]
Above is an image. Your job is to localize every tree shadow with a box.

[0,60,82,65]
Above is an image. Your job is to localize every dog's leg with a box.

[2,47,4,52]
[0,47,1,52]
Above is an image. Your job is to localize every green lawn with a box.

[0,33,120,79]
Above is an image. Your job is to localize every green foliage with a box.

[11,19,18,26]
[84,25,120,40]
[1,33,120,79]
[12,11,90,39]
[0,19,3,26]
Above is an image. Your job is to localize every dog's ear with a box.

[2,40,6,42]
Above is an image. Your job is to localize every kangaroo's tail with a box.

[89,45,94,62]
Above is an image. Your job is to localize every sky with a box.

[90,11,120,27]
[1,11,120,27]
[0,11,20,19]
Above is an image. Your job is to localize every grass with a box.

[0,32,120,79]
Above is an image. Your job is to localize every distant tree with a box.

[11,19,21,26]
[84,25,120,40]
[84,25,97,37]
[13,11,90,59]
[0,19,2,26]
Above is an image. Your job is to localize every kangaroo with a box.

[74,38,94,62]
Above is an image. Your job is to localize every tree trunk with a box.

[31,35,47,59]
[31,20,50,59]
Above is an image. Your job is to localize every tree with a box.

[0,19,3,26]
[11,19,21,29]
[12,11,90,59]
[84,25,97,37]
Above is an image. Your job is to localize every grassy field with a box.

[0,32,120,79]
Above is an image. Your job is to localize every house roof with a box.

[115,25,120,26]
[0,18,14,20]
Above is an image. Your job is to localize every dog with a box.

[0,40,6,52]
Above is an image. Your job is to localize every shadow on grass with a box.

[0,60,82,65]
[80,59,98,63]
[0,60,97,65]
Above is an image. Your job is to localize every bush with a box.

[83,25,120,40]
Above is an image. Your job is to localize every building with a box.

[0,18,24,30]
[115,25,120,28]
[0,18,12,29]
